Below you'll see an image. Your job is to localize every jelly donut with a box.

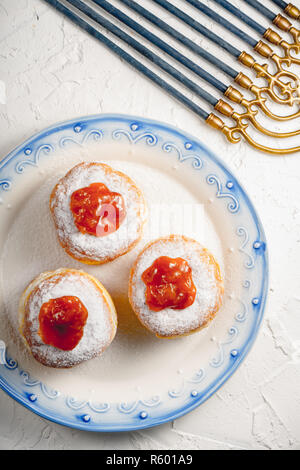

[128,235,223,338]
[50,162,147,264]
[18,268,117,368]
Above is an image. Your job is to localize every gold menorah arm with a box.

[263,28,300,66]
[284,3,300,21]
[214,99,300,138]
[273,14,300,50]
[238,52,300,107]
[253,40,299,70]
[226,81,300,122]
[206,113,300,155]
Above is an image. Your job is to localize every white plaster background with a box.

[0,0,300,450]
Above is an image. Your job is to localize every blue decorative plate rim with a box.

[0,113,268,432]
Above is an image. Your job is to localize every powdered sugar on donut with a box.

[130,236,223,337]
[21,269,115,368]
[50,162,147,263]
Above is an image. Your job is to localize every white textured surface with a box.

[0,0,300,450]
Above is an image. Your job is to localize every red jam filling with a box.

[141,256,196,311]
[70,182,126,237]
[38,296,88,351]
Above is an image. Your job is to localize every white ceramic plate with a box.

[0,114,268,431]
